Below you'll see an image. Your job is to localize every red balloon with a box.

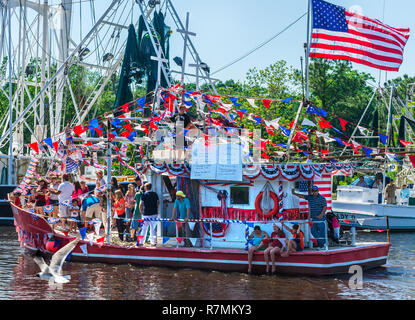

[45,240,59,253]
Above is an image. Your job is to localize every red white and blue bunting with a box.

[132,162,355,181]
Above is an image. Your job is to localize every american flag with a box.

[310,0,410,71]
[299,173,332,215]
[66,156,79,173]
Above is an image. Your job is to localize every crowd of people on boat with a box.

[356,176,411,205]
[9,170,155,242]
[9,169,197,247]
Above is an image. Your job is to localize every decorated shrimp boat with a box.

[10,160,391,276]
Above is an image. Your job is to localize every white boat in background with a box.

[332,185,415,231]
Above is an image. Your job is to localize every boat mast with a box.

[286,0,311,159]
[106,118,112,244]
[8,0,13,185]
[305,0,311,102]
[383,85,394,198]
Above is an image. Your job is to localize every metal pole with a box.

[106,118,112,244]
[340,88,378,156]
[180,12,190,86]
[324,221,329,251]
[286,101,304,160]
[136,0,171,88]
[0,0,121,147]
[166,0,218,95]
[305,0,311,101]
[382,86,394,203]
[351,225,356,246]
[386,216,390,243]
[8,1,13,185]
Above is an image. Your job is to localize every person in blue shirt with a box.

[81,194,101,228]
[292,185,327,248]
[400,184,410,206]
[171,190,193,247]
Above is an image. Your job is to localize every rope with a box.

[211,12,307,75]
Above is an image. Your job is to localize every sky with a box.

[164,0,415,86]
[47,0,415,86]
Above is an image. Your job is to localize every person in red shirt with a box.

[34,178,49,214]
[113,189,126,241]
[10,191,22,207]
[264,223,286,274]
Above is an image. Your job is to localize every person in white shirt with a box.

[56,174,75,229]
[372,178,383,204]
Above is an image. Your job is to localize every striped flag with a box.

[310,0,410,71]
[299,173,332,215]
[66,156,79,173]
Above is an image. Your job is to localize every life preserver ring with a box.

[255,191,279,218]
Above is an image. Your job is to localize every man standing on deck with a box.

[292,185,327,248]
[372,178,383,204]
[385,179,397,204]
[56,174,75,230]
[138,182,159,246]
[171,190,193,247]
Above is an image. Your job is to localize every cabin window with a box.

[230,187,249,205]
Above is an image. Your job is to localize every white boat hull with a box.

[332,201,415,231]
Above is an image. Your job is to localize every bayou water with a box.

[0,226,414,300]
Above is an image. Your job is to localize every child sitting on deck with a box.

[69,199,80,232]
[281,221,304,257]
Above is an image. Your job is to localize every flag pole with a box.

[305,0,311,102]
[287,0,311,161]
[286,0,311,162]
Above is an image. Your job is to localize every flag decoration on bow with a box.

[310,0,410,71]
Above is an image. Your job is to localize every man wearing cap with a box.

[171,190,192,247]
[292,185,327,248]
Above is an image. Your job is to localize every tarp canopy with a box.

[113,24,140,112]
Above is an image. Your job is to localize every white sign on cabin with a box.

[191,139,242,181]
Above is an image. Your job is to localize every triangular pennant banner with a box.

[338,117,348,131]
[188,222,196,231]
[79,227,87,240]
[262,99,271,109]
[246,98,257,108]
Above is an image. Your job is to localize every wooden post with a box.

[386,216,390,243]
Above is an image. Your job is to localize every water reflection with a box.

[1,227,415,300]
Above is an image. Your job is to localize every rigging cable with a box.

[211,12,307,76]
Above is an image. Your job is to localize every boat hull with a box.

[333,201,415,231]
[12,201,390,276]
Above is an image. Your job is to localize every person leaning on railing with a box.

[291,185,327,248]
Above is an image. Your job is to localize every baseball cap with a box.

[176,190,186,198]
[311,185,319,191]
